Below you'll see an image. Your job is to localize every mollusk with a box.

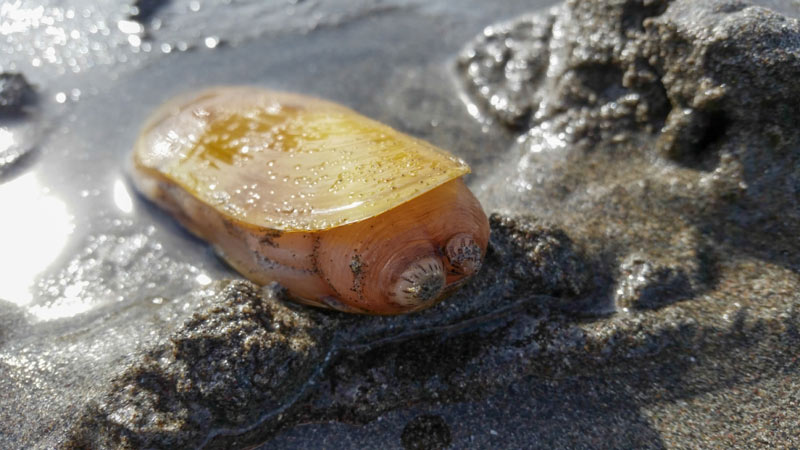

[131,87,489,315]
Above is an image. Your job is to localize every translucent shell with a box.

[133,87,470,231]
[132,87,490,315]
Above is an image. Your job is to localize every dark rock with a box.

[0,72,38,178]
[130,0,170,22]
[0,73,34,114]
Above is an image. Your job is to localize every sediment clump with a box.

[459,0,799,310]
[66,281,331,449]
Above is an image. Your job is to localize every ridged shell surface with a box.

[133,87,470,231]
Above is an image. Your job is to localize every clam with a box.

[131,87,489,314]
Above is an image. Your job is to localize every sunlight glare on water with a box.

[112,177,133,213]
[0,172,74,304]
[0,128,14,153]
[0,1,45,36]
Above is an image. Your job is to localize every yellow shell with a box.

[133,87,470,231]
[132,87,489,315]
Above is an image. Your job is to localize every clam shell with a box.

[132,86,490,315]
[133,87,470,231]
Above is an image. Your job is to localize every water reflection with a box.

[0,2,45,36]
[0,171,74,304]
[0,127,14,153]
[112,177,133,213]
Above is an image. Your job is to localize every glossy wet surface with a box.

[0,0,550,447]
[1,1,799,448]
[0,0,536,321]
